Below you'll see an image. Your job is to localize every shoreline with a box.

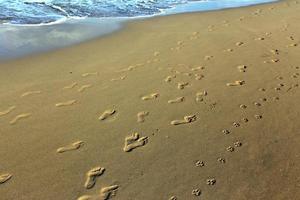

[0,0,278,62]
[0,0,299,199]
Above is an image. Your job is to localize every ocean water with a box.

[0,0,276,25]
[0,0,276,60]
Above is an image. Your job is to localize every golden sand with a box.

[0,0,300,199]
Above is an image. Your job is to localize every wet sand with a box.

[0,0,300,199]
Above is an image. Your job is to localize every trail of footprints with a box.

[2,7,300,199]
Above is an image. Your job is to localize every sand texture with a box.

[0,0,300,199]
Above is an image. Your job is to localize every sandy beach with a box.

[0,0,300,199]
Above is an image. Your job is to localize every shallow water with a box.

[0,0,276,60]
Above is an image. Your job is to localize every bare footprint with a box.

[10,113,31,125]
[55,100,77,107]
[0,106,16,117]
[111,76,126,81]
[77,195,94,200]
[196,91,208,102]
[78,84,92,92]
[237,65,247,72]
[168,97,184,104]
[137,111,149,123]
[84,167,105,189]
[226,80,245,86]
[177,82,189,89]
[171,115,197,125]
[116,66,136,73]
[21,90,41,97]
[56,141,84,153]
[98,109,116,121]
[195,74,204,80]
[0,173,12,184]
[141,93,159,100]
[100,185,119,200]
[123,132,148,152]
[236,42,244,46]
[63,82,78,90]
[165,75,176,82]
[82,72,98,77]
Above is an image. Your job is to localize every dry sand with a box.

[0,0,300,199]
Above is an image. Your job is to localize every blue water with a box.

[0,0,276,25]
[0,0,277,60]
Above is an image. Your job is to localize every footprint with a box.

[0,106,16,117]
[111,76,126,81]
[222,129,230,134]
[236,42,244,46]
[82,72,98,77]
[123,133,148,152]
[137,111,149,123]
[164,75,176,82]
[56,141,84,153]
[141,93,159,101]
[206,178,216,185]
[195,160,205,167]
[226,80,245,86]
[55,100,77,107]
[177,82,189,89]
[171,115,197,125]
[116,66,136,73]
[191,66,205,71]
[168,97,184,104]
[226,146,235,152]
[217,157,226,163]
[153,51,160,56]
[100,185,119,200]
[237,65,247,72]
[10,113,31,125]
[0,173,12,184]
[196,91,208,102]
[192,188,201,196]
[78,84,92,92]
[63,82,78,89]
[234,141,242,147]
[77,195,93,200]
[204,55,213,60]
[195,74,204,80]
[98,109,116,121]
[84,167,105,189]
[21,91,41,97]
[270,49,279,55]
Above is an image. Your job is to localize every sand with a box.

[0,0,300,199]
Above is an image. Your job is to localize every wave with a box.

[0,0,276,26]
